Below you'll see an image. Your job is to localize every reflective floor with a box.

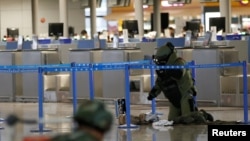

[0,102,249,141]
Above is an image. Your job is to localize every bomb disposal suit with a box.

[147,42,197,121]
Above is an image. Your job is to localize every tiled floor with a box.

[0,102,249,141]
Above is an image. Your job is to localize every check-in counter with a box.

[68,48,98,99]
[0,50,22,101]
[0,42,6,50]
[135,42,156,75]
[220,75,250,106]
[68,48,143,100]
[192,46,239,106]
[176,47,194,62]
[101,48,143,99]
[226,40,248,62]
[17,48,60,102]
[57,44,77,64]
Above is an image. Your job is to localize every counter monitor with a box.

[48,23,64,37]
[7,28,19,38]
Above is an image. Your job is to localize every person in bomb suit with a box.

[147,42,213,124]
[118,42,213,126]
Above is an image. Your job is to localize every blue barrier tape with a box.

[76,60,151,67]
[0,64,71,73]
[0,62,242,72]
[93,65,126,71]
[0,68,38,73]
[130,64,186,70]
[43,67,73,72]
[94,60,151,65]
[187,62,242,69]
[75,64,91,67]
[0,63,70,69]
[129,62,242,70]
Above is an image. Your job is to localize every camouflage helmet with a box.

[155,42,175,57]
[153,42,175,65]
[73,100,113,133]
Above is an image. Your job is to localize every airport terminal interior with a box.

[0,0,250,141]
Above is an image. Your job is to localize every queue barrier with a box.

[0,60,248,132]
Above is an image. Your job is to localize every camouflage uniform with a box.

[147,42,206,122]
[173,110,208,124]
[51,100,113,141]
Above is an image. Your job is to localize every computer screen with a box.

[7,28,19,38]
[186,21,200,33]
[209,17,226,32]
[122,20,139,38]
[151,13,169,32]
[48,23,64,37]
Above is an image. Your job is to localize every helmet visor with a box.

[152,55,169,65]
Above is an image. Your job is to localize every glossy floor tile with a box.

[0,102,249,141]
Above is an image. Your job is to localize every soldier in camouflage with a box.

[147,42,213,124]
[51,100,113,141]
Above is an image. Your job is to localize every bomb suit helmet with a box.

[153,42,175,65]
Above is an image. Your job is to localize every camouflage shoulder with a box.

[51,133,70,141]
[174,57,186,65]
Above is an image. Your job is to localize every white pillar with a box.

[90,0,97,39]
[59,0,68,37]
[134,0,144,38]
[31,0,39,35]
[82,9,86,29]
[219,0,231,33]
[153,0,161,38]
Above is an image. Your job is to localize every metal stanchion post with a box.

[38,67,44,132]
[71,62,77,114]
[150,62,156,114]
[190,60,197,106]
[190,60,196,81]
[88,64,94,100]
[126,128,132,141]
[152,133,157,141]
[149,62,163,116]
[0,113,4,130]
[30,67,51,133]
[242,61,249,124]
[118,65,138,129]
